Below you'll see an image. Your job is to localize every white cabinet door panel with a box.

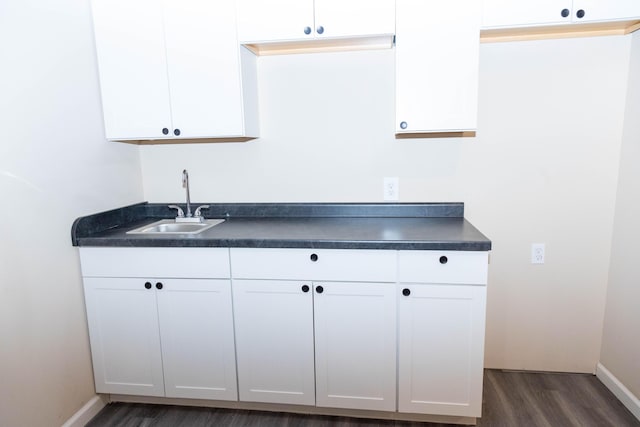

[398,251,488,285]
[314,282,396,411]
[398,284,486,417]
[482,0,572,28]
[157,279,237,400]
[79,247,230,279]
[230,248,397,282]
[233,280,316,405]
[236,0,315,42]
[396,0,480,133]
[314,0,395,38]
[573,0,640,22]
[84,278,165,396]
[91,0,172,139]
[164,0,244,137]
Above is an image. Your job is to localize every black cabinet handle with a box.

[402,288,411,296]
[162,128,169,135]
[302,284,310,293]
[561,8,570,17]
[439,256,448,264]
[576,9,585,18]
[144,282,152,289]
[310,253,318,262]
[316,25,324,34]
[304,26,311,35]
[155,282,163,290]
[173,129,181,136]
[316,285,324,294]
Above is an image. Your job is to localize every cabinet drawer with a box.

[79,247,230,278]
[230,248,397,282]
[398,251,488,285]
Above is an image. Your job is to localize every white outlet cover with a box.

[531,243,545,264]
[383,177,399,201]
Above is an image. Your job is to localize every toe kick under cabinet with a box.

[79,246,488,421]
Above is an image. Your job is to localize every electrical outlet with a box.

[531,243,545,264]
[383,177,399,201]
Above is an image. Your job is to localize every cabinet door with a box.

[163,0,245,138]
[157,279,237,400]
[395,0,481,134]
[233,280,315,405]
[83,278,165,396]
[397,284,486,417]
[236,0,315,42]
[482,0,572,28]
[572,0,640,22]
[314,282,396,411]
[314,0,395,39]
[91,0,172,140]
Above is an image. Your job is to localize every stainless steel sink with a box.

[127,219,225,235]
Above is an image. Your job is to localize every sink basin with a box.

[127,219,225,235]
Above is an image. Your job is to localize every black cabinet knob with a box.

[173,129,181,136]
[316,25,324,35]
[155,282,163,290]
[439,256,448,264]
[576,9,585,18]
[302,284,310,293]
[162,128,169,135]
[316,285,324,294]
[561,8,570,17]
[400,121,408,129]
[144,282,152,289]
[304,26,311,35]
[402,288,411,296]
[310,253,318,262]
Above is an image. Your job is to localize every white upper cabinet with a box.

[395,0,481,135]
[91,0,172,140]
[236,0,395,43]
[573,0,640,23]
[91,0,258,142]
[482,0,640,28]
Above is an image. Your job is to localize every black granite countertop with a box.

[72,202,491,251]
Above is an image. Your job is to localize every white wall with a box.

[141,35,631,373]
[600,31,640,398]
[0,1,143,426]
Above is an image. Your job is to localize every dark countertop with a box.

[72,202,491,251]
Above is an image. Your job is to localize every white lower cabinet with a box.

[314,281,396,411]
[80,246,488,420]
[232,279,316,405]
[84,277,165,397]
[232,279,397,411]
[83,276,238,400]
[397,284,486,417]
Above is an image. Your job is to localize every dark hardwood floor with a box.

[86,370,640,427]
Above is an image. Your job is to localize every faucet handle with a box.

[168,205,185,218]
[194,205,210,218]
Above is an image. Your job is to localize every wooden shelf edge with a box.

[112,137,257,145]
[480,19,640,43]
[396,131,476,139]
[242,35,394,56]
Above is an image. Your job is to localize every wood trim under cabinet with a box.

[481,20,640,44]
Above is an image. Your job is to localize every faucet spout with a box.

[182,169,192,218]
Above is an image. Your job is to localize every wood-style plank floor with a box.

[87,370,640,427]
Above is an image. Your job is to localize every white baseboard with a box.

[61,395,109,427]
[596,362,640,422]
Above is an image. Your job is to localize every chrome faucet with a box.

[183,169,192,218]
[168,169,209,223]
